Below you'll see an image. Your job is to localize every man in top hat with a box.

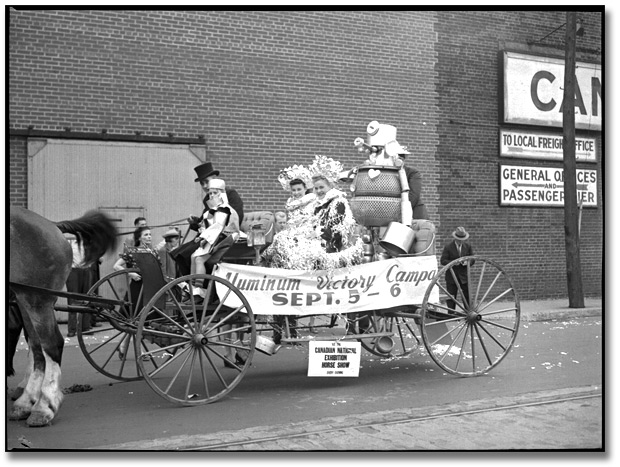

[440,226,475,313]
[172,161,244,276]
[191,162,244,225]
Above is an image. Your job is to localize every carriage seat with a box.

[240,211,275,244]
[130,251,168,309]
[221,211,275,265]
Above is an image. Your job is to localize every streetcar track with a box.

[186,392,602,450]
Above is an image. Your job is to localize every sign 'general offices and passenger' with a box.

[500,164,597,207]
[502,52,602,131]
[500,129,597,162]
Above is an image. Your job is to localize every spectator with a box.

[157,228,181,280]
[113,225,161,359]
[64,233,95,338]
[124,216,148,249]
[155,225,181,251]
[440,226,475,313]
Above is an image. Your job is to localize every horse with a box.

[8,206,118,427]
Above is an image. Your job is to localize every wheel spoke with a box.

[421,256,519,376]
[473,322,494,366]
[476,287,515,313]
[136,274,255,406]
[474,261,487,306]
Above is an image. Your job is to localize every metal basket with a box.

[353,166,402,198]
[350,196,402,227]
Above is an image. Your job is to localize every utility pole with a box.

[562,11,584,308]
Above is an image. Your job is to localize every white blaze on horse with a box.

[8,207,117,427]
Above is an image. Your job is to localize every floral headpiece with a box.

[308,155,344,184]
[277,164,313,191]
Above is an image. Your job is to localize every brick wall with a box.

[8,9,438,214]
[9,9,603,299]
[9,136,28,208]
[434,10,603,298]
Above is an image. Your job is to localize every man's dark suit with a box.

[440,240,475,312]
[404,165,428,220]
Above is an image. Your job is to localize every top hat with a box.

[194,162,220,182]
[452,226,469,241]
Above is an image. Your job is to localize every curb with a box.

[522,307,602,322]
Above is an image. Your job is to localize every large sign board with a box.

[500,129,597,162]
[214,256,439,315]
[502,52,602,131]
[500,164,597,207]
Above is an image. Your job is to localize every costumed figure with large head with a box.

[347,121,435,258]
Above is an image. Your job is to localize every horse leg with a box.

[9,348,31,402]
[7,297,26,400]
[9,343,42,421]
[27,350,63,427]
[9,295,64,427]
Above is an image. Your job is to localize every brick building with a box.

[8,9,603,300]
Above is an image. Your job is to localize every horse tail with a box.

[56,210,118,265]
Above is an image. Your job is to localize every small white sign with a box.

[500,164,598,207]
[500,129,596,162]
[308,340,361,377]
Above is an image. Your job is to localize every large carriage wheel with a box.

[135,274,256,406]
[78,269,159,381]
[420,256,520,376]
[350,308,421,358]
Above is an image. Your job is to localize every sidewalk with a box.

[518,296,602,321]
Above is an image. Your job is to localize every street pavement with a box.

[97,385,602,451]
[10,296,604,451]
[84,296,605,451]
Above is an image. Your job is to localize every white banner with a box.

[213,256,439,315]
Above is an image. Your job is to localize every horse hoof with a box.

[26,412,54,427]
[9,407,31,421]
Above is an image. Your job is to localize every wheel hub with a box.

[466,311,482,323]
[193,333,208,346]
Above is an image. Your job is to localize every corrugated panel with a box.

[28,139,206,279]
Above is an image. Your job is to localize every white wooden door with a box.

[28,138,206,285]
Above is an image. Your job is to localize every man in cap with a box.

[172,161,244,276]
[157,227,181,280]
[440,226,475,313]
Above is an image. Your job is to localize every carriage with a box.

[26,224,520,408]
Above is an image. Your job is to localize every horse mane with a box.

[56,210,118,265]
